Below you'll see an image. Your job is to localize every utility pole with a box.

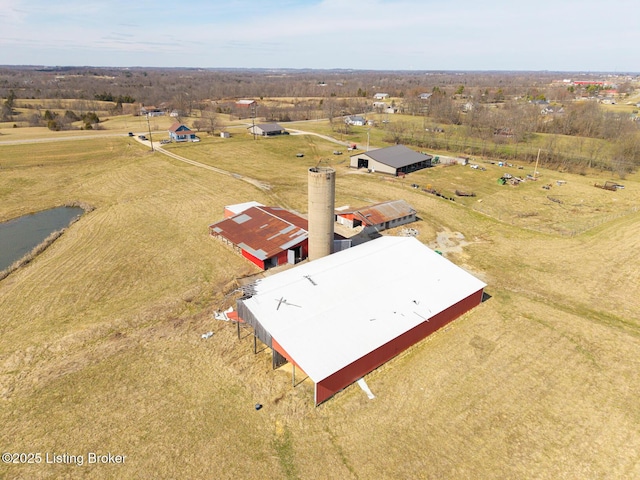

[533,148,541,179]
[146,113,154,152]
[251,102,257,140]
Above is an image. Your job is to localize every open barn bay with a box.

[1,133,639,479]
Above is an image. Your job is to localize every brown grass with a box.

[1,125,639,479]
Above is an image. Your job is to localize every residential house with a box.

[345,115,366,126]
[169,123,199,142]
[140,106,164,117]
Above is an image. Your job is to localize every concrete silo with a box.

[308,166,336,261]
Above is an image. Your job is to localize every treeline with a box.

[2,66,635,106]
[30,110,101,131]
[382,107,640,176]
[94,92,135,103]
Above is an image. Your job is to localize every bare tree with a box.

[323,97,338,124]
[384,121,408,144]
[193,107,219,135]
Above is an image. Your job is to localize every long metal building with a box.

[236,235,486,405]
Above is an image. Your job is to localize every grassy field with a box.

[1,123,639,479]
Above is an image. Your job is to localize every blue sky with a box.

[1,0,638,71]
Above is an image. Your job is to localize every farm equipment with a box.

[594,181,624,191]
[455,190,476,197]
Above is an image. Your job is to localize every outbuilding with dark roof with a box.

[248,123,286,136]
[350,145,432,176]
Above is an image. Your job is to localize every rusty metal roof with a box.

[340,199,416,226]
[209,206,308,260]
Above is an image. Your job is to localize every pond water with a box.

[0,206,84,271]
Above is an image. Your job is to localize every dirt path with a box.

[287,127,380,150]
[154,144,271,191]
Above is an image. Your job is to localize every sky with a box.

[0,0,638,72]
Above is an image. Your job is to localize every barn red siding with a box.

[315,288,484,405]
[275,250,288,266]
[240,243,307,270]
[241,249,265,269]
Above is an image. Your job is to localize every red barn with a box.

[236,235,486,405]
[209,206,309,269]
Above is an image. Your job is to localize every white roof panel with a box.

[225,201,264,216]
[240,236,486,382]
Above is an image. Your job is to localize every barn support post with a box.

[292,364,296,388]
[253,333,257,354]
[237,320,240,340]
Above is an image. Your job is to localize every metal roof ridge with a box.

[256,206,306,231]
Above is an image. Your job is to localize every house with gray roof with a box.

[248,123,286,136]
[345,115,366,126]
[349,145,432,176]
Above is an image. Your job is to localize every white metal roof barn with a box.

[236,235,486,405]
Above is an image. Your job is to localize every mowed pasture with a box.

[1,129,639,479]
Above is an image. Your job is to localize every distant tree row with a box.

[2,66,635,107]
[35,109,101,131]
[1,89,16,121]
[94,92,136,103]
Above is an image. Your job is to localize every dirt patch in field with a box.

[428,228,471,254]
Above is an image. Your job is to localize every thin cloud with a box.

[0,0,638,70]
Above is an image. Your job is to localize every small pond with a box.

[0,206,84,271]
